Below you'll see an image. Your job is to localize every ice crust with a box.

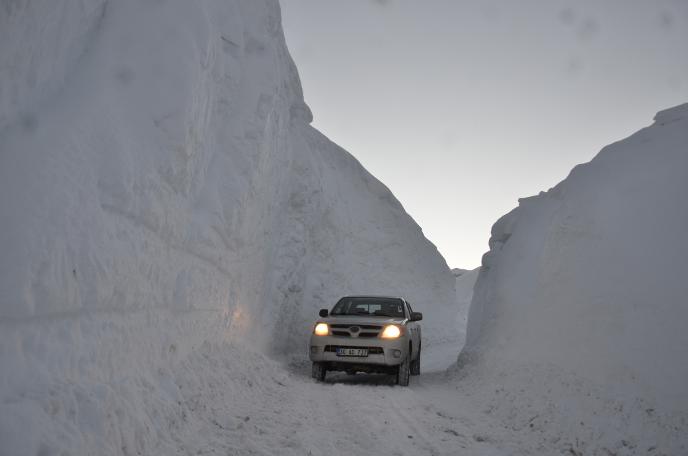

[0,1,457,453]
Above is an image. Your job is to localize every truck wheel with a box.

[312,362,327,382]
[396,354,410,386]
[410,346,421,376]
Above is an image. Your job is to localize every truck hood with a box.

[317,316,407,326]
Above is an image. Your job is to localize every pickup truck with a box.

[308,296,422,386]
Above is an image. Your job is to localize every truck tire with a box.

[410,346,421,376]
[312,362,327,382]
[396,354,410,386]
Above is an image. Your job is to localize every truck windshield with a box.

[331,297,405,318]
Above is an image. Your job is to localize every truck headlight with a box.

[381,325,401,339]
[314,323,329,336]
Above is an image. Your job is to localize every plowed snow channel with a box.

[160,340,547,456]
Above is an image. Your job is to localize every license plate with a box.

[336,348,368,357]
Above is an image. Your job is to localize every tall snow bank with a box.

[0,0,108,132]
[459,103,688,453]
[0,0,456,453]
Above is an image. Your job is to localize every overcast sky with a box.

[279,0,688,269]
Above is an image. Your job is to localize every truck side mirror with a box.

[319,309,329,318]
[410,312,423,322]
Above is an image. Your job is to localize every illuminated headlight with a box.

[314,323,329,336]
[381,325,401,339]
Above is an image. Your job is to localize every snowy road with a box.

[165,341,542,456]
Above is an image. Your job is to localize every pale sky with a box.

[279,0,688,269]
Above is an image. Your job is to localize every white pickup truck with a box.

[308,296,422,386]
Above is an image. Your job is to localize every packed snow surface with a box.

[461,102,688,454]
[0,0,457,454]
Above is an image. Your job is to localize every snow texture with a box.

[0,1,457,454]
[460,102,688,454]
[452,267,479,333]
[4,0,686,454]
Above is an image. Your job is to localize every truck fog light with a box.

[392,350,401,358]
[310,346,319,354]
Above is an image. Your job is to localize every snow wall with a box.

[452,267,479,332]
[0,0,457,452]
[460,103,688,452]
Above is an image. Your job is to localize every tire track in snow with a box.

[318,372,454,455]
[386,392,445,455]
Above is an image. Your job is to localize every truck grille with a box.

[329,324,382,338]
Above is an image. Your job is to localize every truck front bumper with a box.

[309,334,408,367]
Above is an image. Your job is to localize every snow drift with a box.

[0,0,456,453]
[460,103,688,453]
